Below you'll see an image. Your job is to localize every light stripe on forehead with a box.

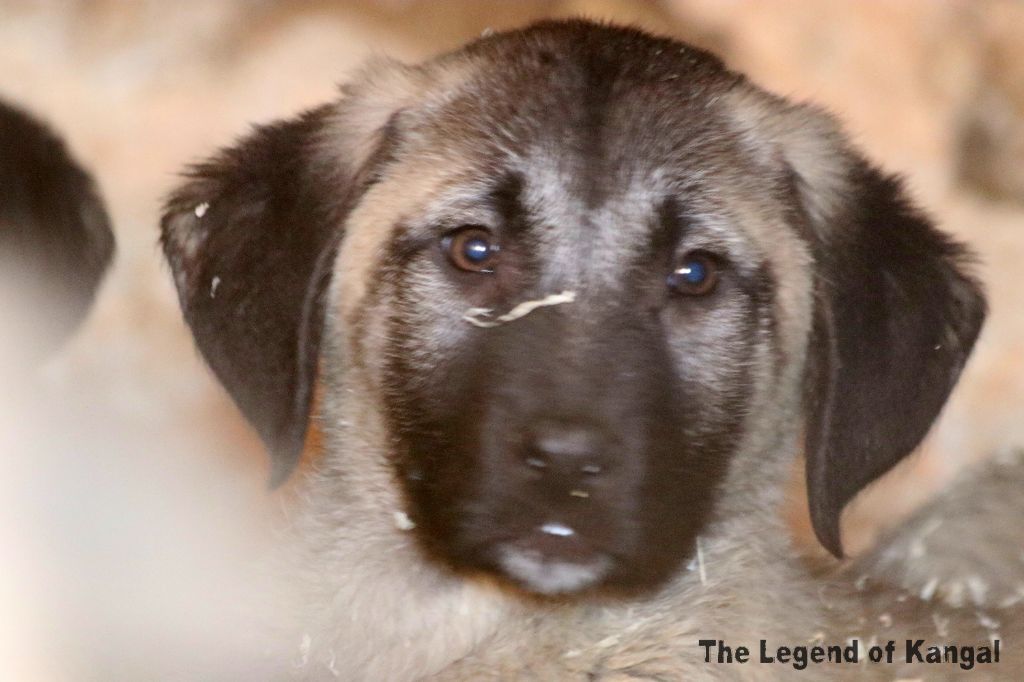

[516,152,656,291]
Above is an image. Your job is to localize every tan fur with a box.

[725,87,854,234]
[334,165,478,327]
[277,355,516,681]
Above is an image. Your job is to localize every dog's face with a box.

[339,65,811,592]
[161,21,985,595]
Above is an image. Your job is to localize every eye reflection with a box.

[668,252,718,296]
[443,226,499,272]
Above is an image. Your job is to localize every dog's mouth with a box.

[488,522,616,595]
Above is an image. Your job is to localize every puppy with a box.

[161,20,1021,679]
[0,98,114,366]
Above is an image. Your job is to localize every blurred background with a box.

[1,1,1022,679]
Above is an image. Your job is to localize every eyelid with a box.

[674,248,729,275]
[440,222,495,237]
[667,212,744,268]
[677,247,721,262]
[438,224,498,255]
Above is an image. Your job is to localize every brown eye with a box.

[667,252,719,296]
[443,226,499,272]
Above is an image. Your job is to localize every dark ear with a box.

[0,99,115,359]
[800,158,986,557]
[161,59,435,484]
[161,104,359,485]
[727,91,985,555]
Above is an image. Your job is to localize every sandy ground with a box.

[1,2,1022,679]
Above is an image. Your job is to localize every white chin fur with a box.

[496,546,612,595]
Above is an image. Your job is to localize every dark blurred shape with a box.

[0,98,115,366]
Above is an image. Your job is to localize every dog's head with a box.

[161,21,985,595]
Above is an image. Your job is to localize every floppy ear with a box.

[160,105,343,484]
[161,58,459,484]
[160,72,415,483]
[787,119,987,557]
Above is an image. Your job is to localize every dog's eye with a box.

[667,252,719,296]
[443,226,499,272]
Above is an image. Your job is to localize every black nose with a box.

[522,421,609,479]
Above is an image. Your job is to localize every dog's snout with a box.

[522,422,609,478]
